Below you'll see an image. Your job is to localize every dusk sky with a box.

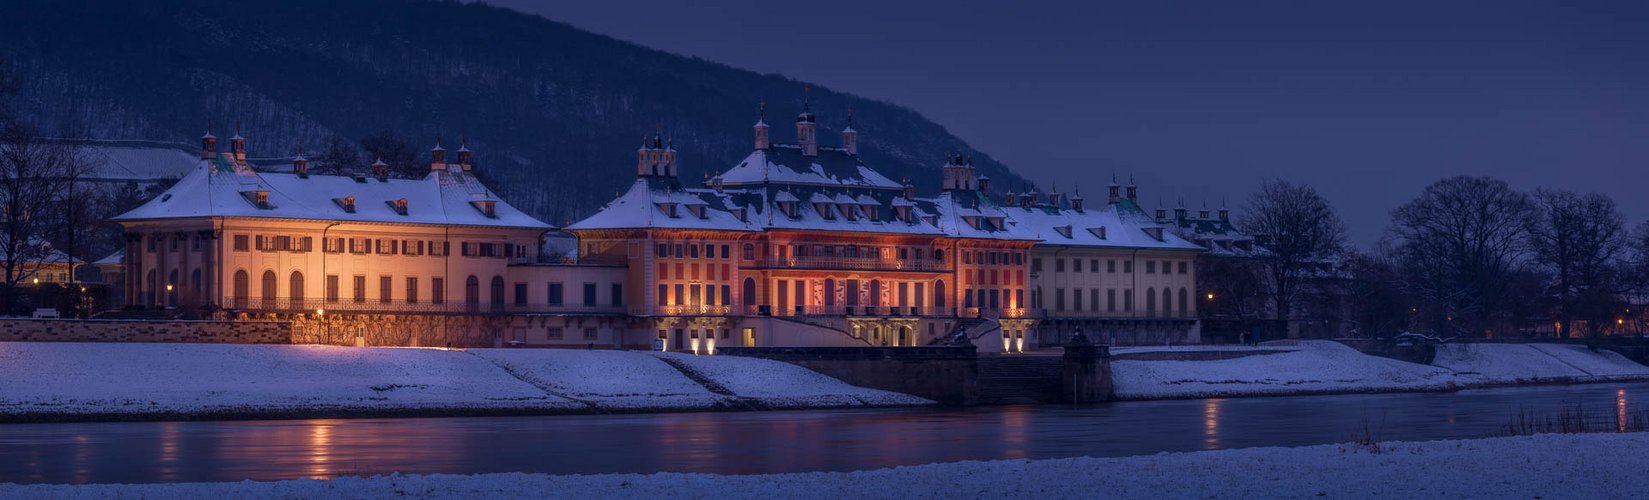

[490,0,1649,248]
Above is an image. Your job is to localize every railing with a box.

[627,305,738,316]
[751,256,952,272]
[532,254,629,266]
[1038,309,1201,320]
[224,298,624,315]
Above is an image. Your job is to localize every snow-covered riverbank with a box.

[0,343,929,421]
[8,432,1646,498]
[1111,340,1649,399]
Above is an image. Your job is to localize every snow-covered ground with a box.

[0,343,930,419]
[10,433,1647,498]
[1433,343,1649,383]
[1111,341,1458,399]
[652,352,929,408]
[1111,344,1301,354]
[469,349,730,410]
[0,343,577,416]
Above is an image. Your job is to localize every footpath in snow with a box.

[8,433,1648,498]
[1111,340,1649,399]
[0,343,929,421]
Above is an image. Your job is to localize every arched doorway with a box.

[490,275,505,311]
[290,271,305,303]
[742,277,757,307]
[232,270,248,308]
[261,270,277,308]
[465,276,480,312]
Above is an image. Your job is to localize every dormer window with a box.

[816,203,835,220]
[1143,227,1165,241]
[731,207,747,222]
[1087,226,1107,239]
[686,204,707,219]
[241,190,272,209]
[840,204,857,221]
[656,202,679,218]
[1054,225,1073,239]
[334,196,356,213]
[987,216,1006,231]
[963,216,981,230]
[386,198,409,216]
[921,215,939,226]
[895,206,911,223]
[471,199,498,218]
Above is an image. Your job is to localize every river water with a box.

[2,382,1644,485]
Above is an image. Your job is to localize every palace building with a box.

[112,103,1203,350]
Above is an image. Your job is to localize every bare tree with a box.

[1237,179,1347,338]
[1388,176,1535,337]
[312,137,362,175]
[1526,189,1625,339]
[360,131,421,178]
[0,125,92,313]
[1345,250,1410,338]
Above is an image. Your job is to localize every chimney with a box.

[230,125,247,162]
[456,141,473,172]
[1108,178,1120,204]
[372,157,389,180]
[1219,207,1230,221]
[430,140,447,171]
[1175,205,1188,221]
[841,105,858,156]
[1047,191,1062,208]
[753,100,770,150]
[797,106,818,156]
[1155,207,1168,222]
[292,149,308,178]
[1005,191,1018,206]
[902,179,916,200]
[200,129,217,159]
[1200,207,1210,220]
[1071,195,1084,212]
[1126,175,1138,202]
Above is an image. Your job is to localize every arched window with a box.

[465,276,480,310]
[934,280,947,307]
[743,277,757,306]
[490,276,505,307]
[233,270,249,308]
[1179,288,1189,315]
[290,271,305,303]
[1146,287,1156,313]
[261,270,277,308]
[742,243,755,260]
[167,269,179,307]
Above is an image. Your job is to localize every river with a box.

[2,382,1644,485]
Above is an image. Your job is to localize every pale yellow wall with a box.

[1031,246,1199,319]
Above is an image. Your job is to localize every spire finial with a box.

[803,84,811,111]
[846,104,854,127]
[759,98,766,119]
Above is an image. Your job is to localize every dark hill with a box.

[0,0,1029,225]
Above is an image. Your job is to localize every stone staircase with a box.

[975,356,1063,404]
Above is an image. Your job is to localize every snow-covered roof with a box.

[564,178,757,232]
[717,145,901,189]
[111,153,550,230]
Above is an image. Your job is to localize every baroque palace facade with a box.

[112,104,1201,350]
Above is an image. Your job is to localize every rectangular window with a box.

[689,245,699,258]
[1107,260,1116,273]
[233,235,249,251]
[1031,258,1041,272]
[379,276,393,303]
[583,283,597,307]
[720,244,730,259]
[406,277,419,304]
[548,283,564,305]
[657,284,668,306]
[1124,260,1133,273]
[1090,289,1099,311]
[515,283,528,306]
[1072,288,1081,311]
[1055,288,1066,311]
[1073,259,1083,273]
[1146,261,1156,274]
[326,275,340,303]
[1179,261,1189,274]
[432,278,445,304]
[547,327,563,340]
[1124,289,1134,311]
[583,327,598,340]
[1055,259,1065,272]
[353,275,366,303]
[675,244,684,258]
[721,285,731,306]
[1090,259,1098,272]
[1108,289,1117,311]
[611,284,623,307]
[705,244,714,258]
[676,284,685,306]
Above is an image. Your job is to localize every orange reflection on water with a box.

[1202,399,1222,450]
[999,406,1030,460]
[1618,389,1628,433]
[159,422,180,482]
[308,422,334,479]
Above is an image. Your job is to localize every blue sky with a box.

[490,0,1649,248]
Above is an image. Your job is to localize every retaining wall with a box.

[719,346,980,405]
[0,318,291,344]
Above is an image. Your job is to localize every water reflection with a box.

[1202,399,1221,450]
[2,382,1647,485]
[1618,389,1628,433]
